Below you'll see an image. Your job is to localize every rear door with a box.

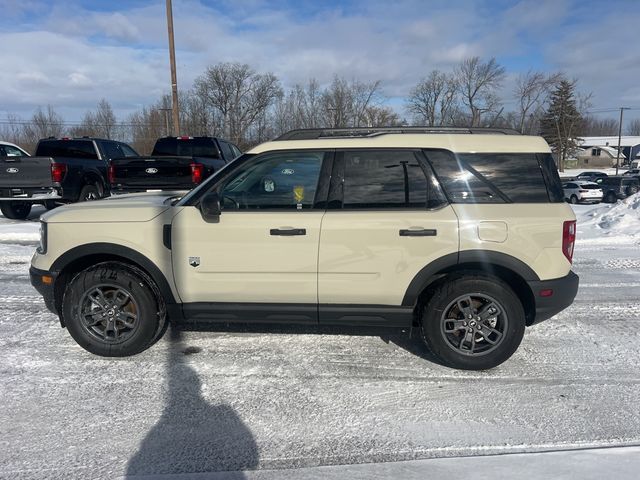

[318,149,459,319]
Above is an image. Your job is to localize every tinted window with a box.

[339,150,443,209]
[36,140,97,159]
[119,143,139,157]
[426,150,555,203]
[152,137,220,158]
[219,141,235,161]
[100,141,124,160]
[219,151,325,210]
[231,144,242,157]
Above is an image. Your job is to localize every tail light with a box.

[579,189,587,193]
[108,164,116,184]
[191,162,203,184]
[51,163,67,183]
[562,220,576,263]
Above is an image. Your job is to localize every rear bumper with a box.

[527,271,579,325]
[0,187,61,201]
[111,185,193,194]
[29,266,59,316]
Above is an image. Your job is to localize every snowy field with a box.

[1,200,640,479]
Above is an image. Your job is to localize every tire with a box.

[420,274,526,370]
[0,201,32,220]
[43,200,58,210]
[78,184,100,202]
[626,185,638,196]
[605,192,617,203]
[62,263,161,356]
[570,195,578,204]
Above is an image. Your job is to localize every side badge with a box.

[189,256,200,268]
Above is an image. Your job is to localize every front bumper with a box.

[29,266,59,316]
[527,271,579,325]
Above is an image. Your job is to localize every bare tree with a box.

[194,63,282,148]
[406,70,458,126]
[320,76,384,128]
[69,99,118,139]
[514,71,561,133]
[455,57,506,127]
[626,118,640,136]
[22,106,64,151]
[580,116,619,136]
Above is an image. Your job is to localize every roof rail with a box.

[274,126,520,141]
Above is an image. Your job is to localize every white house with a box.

[578,136,640,166]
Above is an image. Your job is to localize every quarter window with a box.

[218,151,326,210]
[426,150,553,203]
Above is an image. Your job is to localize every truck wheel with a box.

[605,192,617,203]
[626,185,638,196]
[62,263,161,356]
[78,184,100,202]
[0,201,32,220]
[44,200,58,210]
[420,274,526,370]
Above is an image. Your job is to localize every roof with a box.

[579,136,640,147]
[248,133,551,154]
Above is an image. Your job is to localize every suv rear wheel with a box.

[420,274,525,370]
[570,195,578,204]
[62,263,161,356]
[0,201,31,220]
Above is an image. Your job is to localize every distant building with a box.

[575,145,625,168]
[578,136,640,166]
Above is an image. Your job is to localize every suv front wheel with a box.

[420,274,526,370]
[62,263,162,356]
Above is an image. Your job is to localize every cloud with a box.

[0,0,638,124]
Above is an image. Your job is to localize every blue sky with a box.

[1,0,639,124]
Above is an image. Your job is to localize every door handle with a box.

[270,228,306,236]
[399,228,437,237]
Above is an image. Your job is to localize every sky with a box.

[0,0,639,125]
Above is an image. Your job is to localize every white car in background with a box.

[0,140,30,157]
[562,180,603,204]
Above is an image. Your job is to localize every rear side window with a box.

[100,141,124,160]
[36,140,97,159]
[219,141,235,161]
[336,150,446,209]
[425,150,560,203]
[152,137,220,158]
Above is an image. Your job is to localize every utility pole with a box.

[615,107,630,175]
[165,0,180,135]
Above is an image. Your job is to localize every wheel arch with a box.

[50,243,177,320]
[403,251,538,326]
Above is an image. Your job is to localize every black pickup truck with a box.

[109,136,241,193]
[0,137,139,219]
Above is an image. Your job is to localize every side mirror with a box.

[200,191,221,223]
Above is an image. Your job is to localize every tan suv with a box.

[30,127,579,370]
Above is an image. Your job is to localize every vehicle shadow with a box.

[125,325,259,478]
[180,322,447,367]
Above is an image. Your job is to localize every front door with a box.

[172,150,331,321]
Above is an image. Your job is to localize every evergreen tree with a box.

[540,80,582,172]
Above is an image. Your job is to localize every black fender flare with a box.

[50,243,177,305]
[401,250,540,307]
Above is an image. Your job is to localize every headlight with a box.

[37,221,47,255]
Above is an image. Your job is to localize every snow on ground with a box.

[0,202,639,479]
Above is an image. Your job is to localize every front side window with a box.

[2,145,26,157]
[101,141,124,160]
[218,151,326,210]
[339,150,443,209]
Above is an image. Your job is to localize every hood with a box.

[42,191,184,223]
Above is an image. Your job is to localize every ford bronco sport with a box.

[30,127,579,370]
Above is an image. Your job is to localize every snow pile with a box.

[574,196,640,245]
[0,219,40,245]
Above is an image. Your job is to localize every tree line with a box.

[2,57,638,156]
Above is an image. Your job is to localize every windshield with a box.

[176,153,255,206]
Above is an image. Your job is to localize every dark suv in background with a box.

[596,176,639,203]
